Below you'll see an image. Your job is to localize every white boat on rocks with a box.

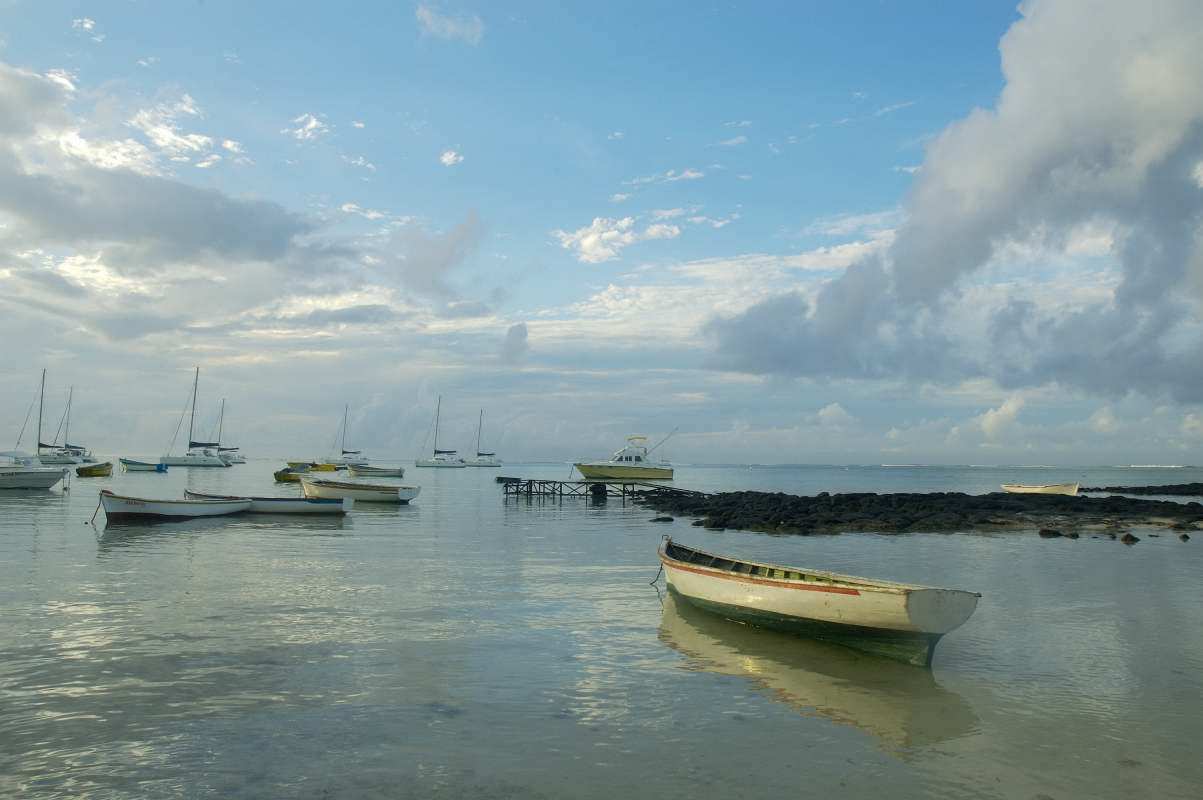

[99,489,251,521]
[1000,482,1079,496]
[301,477,421,504]
[347,464,405,478]
[184,490,352,514]
[658,538,980,667]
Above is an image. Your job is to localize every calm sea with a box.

[1,462,1201,799]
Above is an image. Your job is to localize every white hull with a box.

[160,454,229,467]
[184,491,352,514]
[120,459,167,472]
[0,466,67,489]
[415,457,466,468]
[38,454,82,465]
[1000,482,1079,496]
[465,456,501,467]
[302,478,421,503]
[100,490,251,520]
[575,462,673,480]
[660,539,979,666]
[348,465,405,477]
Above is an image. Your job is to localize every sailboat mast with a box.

[342,404,348,453]
[217,399,225,446]
[36,369,45,457]
[433,396,441,455]
[188,367,198,447]
[64,387,73,448]
[476,409,483,455]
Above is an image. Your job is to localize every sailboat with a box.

[159,368,230,467]
[1,369,68,489]
[211,399,246,464]
[324,404,369,467]
[464,409,501,467]
[38,387,92,464]
[415,396,465,468]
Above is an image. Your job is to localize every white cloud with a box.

[195,154,221,169]
[975,396,1025,441]
[715,135,747,146]
[609,193,630,203]
[137,56,157,68]
[607,131,624,140]
[71,18,95,32]
[724,120,753,128]
[352,120,366,128]
[439,149,463,166]
[626,167,704,186]
[221,139,243,153]
[687,213,740,229]
[283,113,329,141]
[874,100,916,117]
[340,202,387,220]
[57,131,157,174]
[894,165,921,175]
[818,402,853,425]
[44,69,76,92]
[803,209,900,237]
[553,216,681,263]
[1089,406,1118,433]
[415,4,484,45]
[652,208,686,219]
[127,95,214,159]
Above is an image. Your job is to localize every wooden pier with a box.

[497,477,707,505]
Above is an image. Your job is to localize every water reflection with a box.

[658,591,978,752]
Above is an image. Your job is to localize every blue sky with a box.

[2,1,1202,464]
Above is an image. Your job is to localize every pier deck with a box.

[497,477,707,504]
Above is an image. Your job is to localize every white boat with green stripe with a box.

[658,538,980,667]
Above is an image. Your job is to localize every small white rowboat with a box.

[1000,482,1079,496]
[100,489,251,521]
[120,458,167,473]
[184,490,353,514]
[301,477,421,504]
[347,464,405,478]
[659,538,980,667]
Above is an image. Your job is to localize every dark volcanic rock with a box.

[1038,528,1062,538]
[636,488,1203,537]
[1121,533,1141,545]
[1181,533,1191,541]
[1081,482,1203,496]
[650,516,674,522]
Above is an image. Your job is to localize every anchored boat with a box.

[347,464,405,478]
[274,466,309,483]
[184,490,352,514]
[99,489,251,521]
[465,409,501,467]
[416,396,466,467]
[658,538,980,667]
[159,368,231,467]
[120,458,168,473]
[1000,482,1079,496]
[76,461,113,478]
[301,477,420,504]
[575,435,673,480]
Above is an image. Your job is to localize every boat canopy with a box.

[477,451,495,457]
[434,448,458,455]
[341,449,361,455]
[189,439,220,448]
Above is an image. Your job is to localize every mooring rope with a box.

[89,495,101,526]
[648,563,663,586]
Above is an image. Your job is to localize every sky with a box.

[2,0,1202,465]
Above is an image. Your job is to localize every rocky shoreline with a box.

[638,489,1203,537]
[1080,483,1203,496]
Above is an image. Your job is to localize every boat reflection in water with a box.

[658,591,978,752]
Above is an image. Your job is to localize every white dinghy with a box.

[1000,482,1079,496]
[347,464,405,478]
[659,538,980,667]
[184,490,352,514]
[99,489,251,521]
[301,477,420,504]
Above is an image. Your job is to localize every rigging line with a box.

[166,383,192,455]
[647,427,679,456]
[50,391,70,446]
[13,398,35,449]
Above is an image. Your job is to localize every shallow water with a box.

[1,463,1201,798]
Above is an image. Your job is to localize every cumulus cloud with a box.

[626,168,704,186]
[439,149,463,166]
[715,135,747,146]
[284,113,329,141]
[725,120,753,128]
[553,216,681,263]
[416,4,484,45]
[127,95,212,158]
[710,0,1203,403]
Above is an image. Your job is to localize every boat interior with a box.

[664,539,839,584]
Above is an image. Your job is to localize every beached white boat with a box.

[0,451,67,489]
[347,464,405,478]
[120,458,168,473]
[465,409,501,467]
[415,395,466,468]
[1000,482,1079,496]
[659,538,980,667]
[99,489,251,521]
[575,435,673,480]
[159,369,231,468]
[184,490,352,514]
[301,477,420,504]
